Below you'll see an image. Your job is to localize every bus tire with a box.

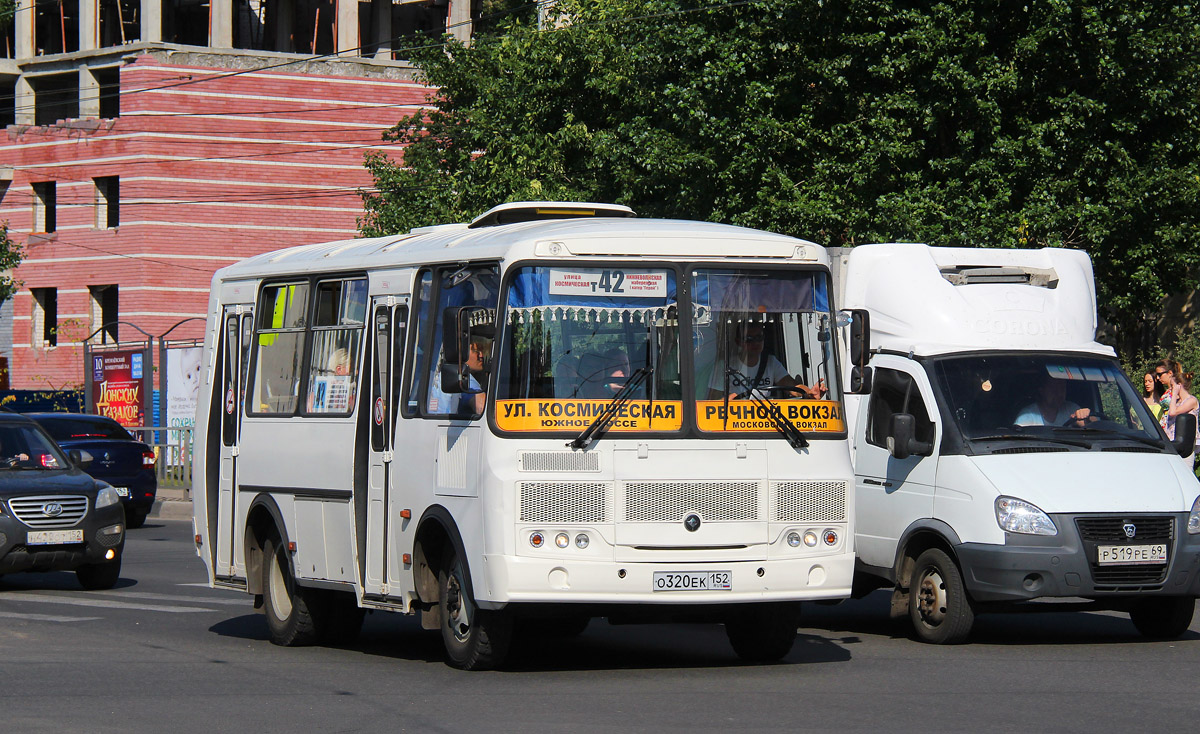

[263,535,320,646]
[725,603,800,662]
[908,548,974,644]
[1129,597,1195,639]
[76,556,121,590]
[438,551,512,670]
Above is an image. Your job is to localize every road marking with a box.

[0,610,102,623]
[94,591,248,606]
[2,592,217,613]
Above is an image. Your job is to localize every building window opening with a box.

[99,0,141,47]
[35,0,80,55]
[0,12,15,58]
[163,0,210,45]
[93,65,120,119]
[283,0,335,54]
[33,287,58,347]
[90,285,118,343]
[0,78,14,127]
[30,72,79,125]
[233,0,267,50]
[359,1,448,59]
[32,181,56,233]
[95,176,118,228]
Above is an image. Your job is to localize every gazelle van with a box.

[833,243,1200,643]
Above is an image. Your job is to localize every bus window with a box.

[403,270,434,417]
[250,282,309,414]
[305,278,367,414]
[422,265,499,419]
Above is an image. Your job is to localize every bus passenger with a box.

[707,323,825,400]
[461,334,493,415]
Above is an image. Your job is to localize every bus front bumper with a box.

[477,552,855,606]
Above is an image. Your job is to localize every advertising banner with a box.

[90,349,149,428]
[167,347,202,463]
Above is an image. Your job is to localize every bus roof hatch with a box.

[468,201,636,229]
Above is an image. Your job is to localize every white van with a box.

[833,243,1200,643]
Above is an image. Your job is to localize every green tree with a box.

[362,0,1200,360]
[0,222,22,303]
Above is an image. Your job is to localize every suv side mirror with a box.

[1173,413,1197,458]
[887,413,932,459]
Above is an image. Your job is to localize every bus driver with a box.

[708,323,825,400]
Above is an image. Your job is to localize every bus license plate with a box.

[652,570,732,592]
[1097,544,1167,565]
[27,529,84,545]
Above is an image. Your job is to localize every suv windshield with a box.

[932,354,1165,450]
[494,265,682,433]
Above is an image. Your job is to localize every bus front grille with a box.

[624,481,758,522]
[773,481,847,523]
[519,482,609,523]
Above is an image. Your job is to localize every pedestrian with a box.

[1143,371,1165,421]
[1156,359,1200,462]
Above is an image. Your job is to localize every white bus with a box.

[192,202,856,669]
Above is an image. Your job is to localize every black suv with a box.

[0,414,125,589]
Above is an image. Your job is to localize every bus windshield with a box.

[493,263,846,437]
[494,265,683,433]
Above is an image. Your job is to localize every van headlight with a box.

[995,496,1057,536]
[1189,496,1200,535]
[96,485,121,509]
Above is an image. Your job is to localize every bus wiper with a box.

[724,370,808,449]
[569,366,653,450]
[971,433,1092,449]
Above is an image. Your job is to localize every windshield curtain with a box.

[495,265,682,432]
[932,354,1163,445]
[691,268,844,434]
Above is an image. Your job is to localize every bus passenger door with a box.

[362,298,407,600]
[216,307,251,580]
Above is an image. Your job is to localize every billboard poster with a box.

[90,349,149,428]
[166,347,202,463]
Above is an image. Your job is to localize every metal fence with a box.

[127,425,193,491]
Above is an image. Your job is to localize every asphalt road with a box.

[2,517,1198,733]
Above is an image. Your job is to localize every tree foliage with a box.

[0,222,23,303]
[361,0,1200,356]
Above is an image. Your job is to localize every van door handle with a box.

[863,478,892,487]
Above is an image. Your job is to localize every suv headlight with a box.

[96,485,121,509]
[995,496,1057,536]
[1189,496,1200,535]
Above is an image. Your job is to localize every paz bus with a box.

[192,202,855,669]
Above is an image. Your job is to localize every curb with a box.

[148,488,192,522]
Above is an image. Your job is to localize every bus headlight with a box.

[995,496,1057,536]
[787,532,802,547]
[555,532,570,549]
[575,533,589,549]
[803,531,819,547]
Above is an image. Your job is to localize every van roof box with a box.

[837,243,1113,358]
[468,201,636,229]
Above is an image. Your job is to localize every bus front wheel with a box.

[263,535,321,646]
[438,551,512,670]
[725,603,800,662]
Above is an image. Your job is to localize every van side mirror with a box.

[851,365,873,394]
[887,413,932,459]
[1173,413,1197,458]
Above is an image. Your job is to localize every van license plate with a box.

[27,529,84,545]
[1097,544,1167,565]
[652,571,732,592]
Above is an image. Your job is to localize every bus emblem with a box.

[684,514,701,532]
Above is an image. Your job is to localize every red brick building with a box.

[0,0,463,389]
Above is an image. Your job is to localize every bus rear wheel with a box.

[725,603,800,662]
[263,535,321,646]
[438,551,512,670]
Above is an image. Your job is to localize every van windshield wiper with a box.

[1052,426,1166,450]
[724,370,808,449]
[970,433,1092,449]
[569,366,652,450]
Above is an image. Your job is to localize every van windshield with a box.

[931,354,1166,449]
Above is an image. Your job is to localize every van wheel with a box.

[909,548,974,644]
[1130,597,1195,639]
[439,551,512,670]
[725,603,801,662]
[76,556,121,590]
[262,535,320,646]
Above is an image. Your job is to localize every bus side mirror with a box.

[1173,413,1197,458]
[849,309,870,366]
